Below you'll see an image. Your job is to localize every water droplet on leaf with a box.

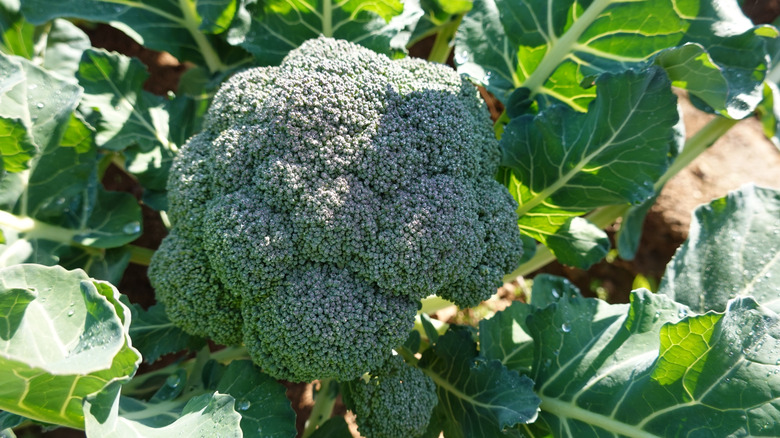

[123,221,141,234]
[561,323,571,333]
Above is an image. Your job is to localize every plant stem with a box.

[178,0,228,72]
[129,244,156,266]
[427,15,464,64]
[503,115,740,282]
[0,210,80,243]
[302,379,338,438]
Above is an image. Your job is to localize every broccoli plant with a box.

[1,0,780,437]
[149,36,524,383]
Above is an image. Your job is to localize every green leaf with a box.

[309,416,351,438]
[84,385,243,437]
[127,302,205,364]
[0,52,81,158]
[0,117,35,174]
[226,0,413,65]
[500,67,677,263]
[479,301,534,375]
[0,0,91,76]
[529,273,582,308]
[0,53,140,277]
[77,48,171,152]
[0,0,34,58]
[418,327,540,437]
[20,0,238,71]
[455,0,772,118]
[0,264,140,429]
[196,0,238,34]
[659,184,780,313]
[522,289,780,437]
[544,217,610,269]
[407,0,470,46]
[756,81,780,151]
[214,360,297,438]
[480,274,582,377]
[0,286,35,340]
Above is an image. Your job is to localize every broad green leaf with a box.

[197,0,238,34]
[545,217,609,269]
[659,184,780,313]
[479,301,534,375]
[0,54,141,278]
[0,52,80,158]
[616,107,684,260]
[92,359,295,437]
[418,327,540,437]
[20,0,241,71]
[1,0,92,76]
[455,0,772,118]
[77,49,171,152]
[0,0,33,58]
[226,0,414,65]
[520,289,780,437]
[500,67,677,265]
[84,385,243,437]
[0,117,35,174]
[214,360,297,438]
[529,273,582,309]
[0,264,140,429]
[0,286,34,340]
[480,275,582,377]
[127,302,205,364]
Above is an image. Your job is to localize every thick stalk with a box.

[302,379,338,438]
[427,15,464,64]
[503,116,740,282]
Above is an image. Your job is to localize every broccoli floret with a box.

[242,263,417,382]
[149,36,524,382]
[342,354,438,438]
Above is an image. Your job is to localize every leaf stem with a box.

[322,0,333,37]
[128,244,155,266]
[520,0,611,96]
[178,0,228,72]
[0,210,80,243]
[503,115,740,282]
[302,378,338,438]
[427,15,464,64]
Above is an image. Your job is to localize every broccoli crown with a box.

[342,354,438,438]
[149,36,523,382]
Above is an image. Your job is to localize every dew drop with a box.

[36,102,45,109]
[653,311,661,322]
[454,50,470,64]
[561,322,572,333]
[165,374,181,388]
[123,221,141,234]
[67,309,75,317]
[551,289,560,299]
[237,400,251,411]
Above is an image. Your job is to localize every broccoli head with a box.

[342,354,438,438]
[149,36,524,382]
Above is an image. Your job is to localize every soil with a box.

[30,5,780,436]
